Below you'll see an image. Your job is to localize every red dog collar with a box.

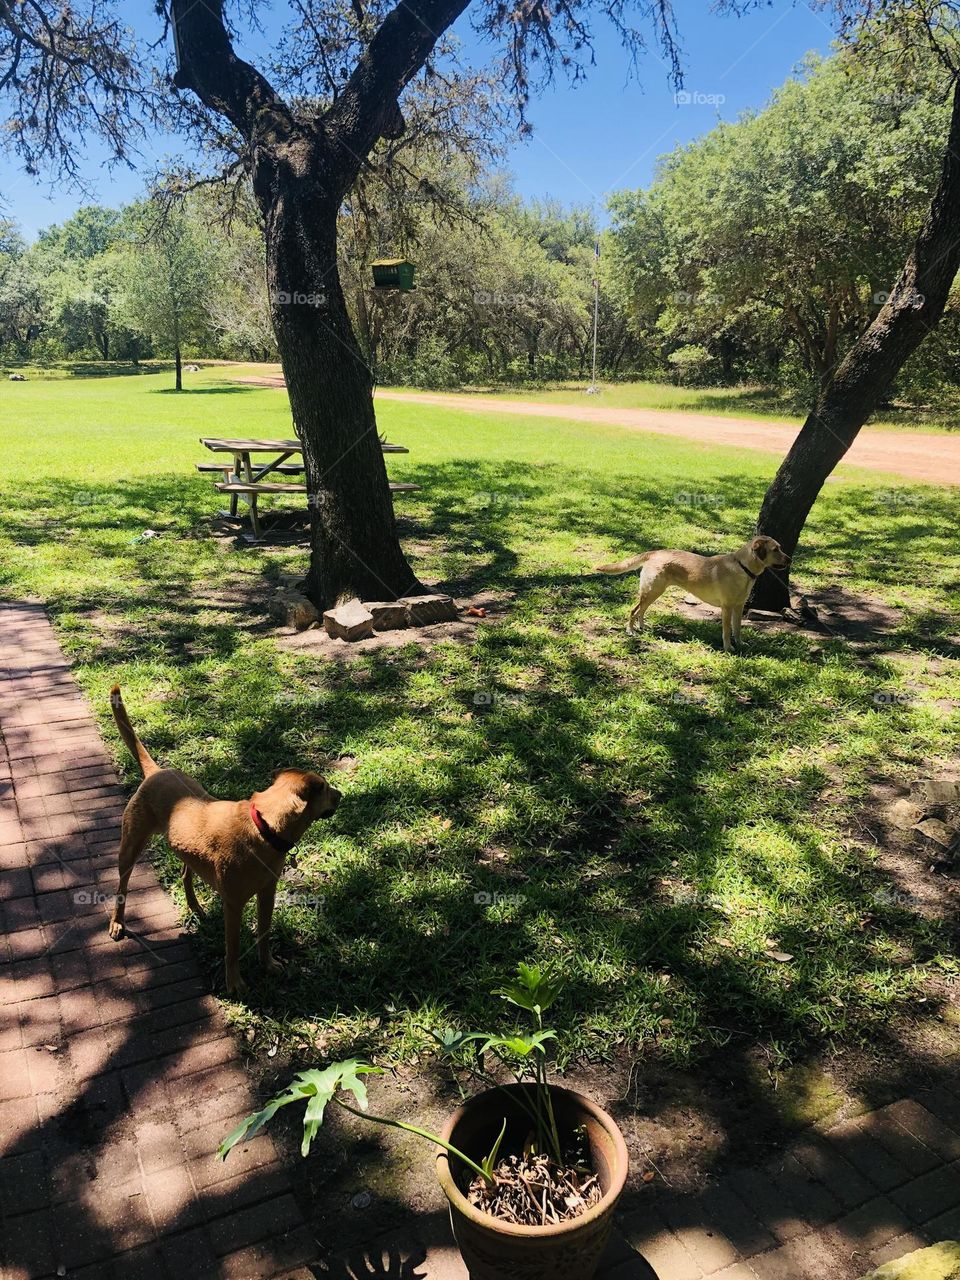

[250,801,295,854]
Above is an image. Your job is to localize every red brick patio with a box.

[0,602,315,1279]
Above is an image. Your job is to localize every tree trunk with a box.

[174,342,182,391]
[751,77,960,613]
[719,334,734,381]
[166,0,469,608]
[261,180,422,609]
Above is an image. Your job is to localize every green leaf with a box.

[480,1116,508,1180]
[494,963,564,1018]
[428,1027,490,1055]
[479,1030,557,1058]
[219,1060,382,1162]
[218,1090,301,1160]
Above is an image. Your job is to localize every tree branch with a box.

[322,0,471,179]
[169,0,294,146]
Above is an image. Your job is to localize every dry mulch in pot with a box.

[467,1151,602,1226]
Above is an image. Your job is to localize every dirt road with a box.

[378,390,960,486]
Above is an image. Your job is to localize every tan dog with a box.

[108,686,341,993]
[595,535,790,652]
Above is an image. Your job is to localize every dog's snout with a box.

[324,787,342,816]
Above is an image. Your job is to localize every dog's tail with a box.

[110,685,160,777]
[594,552,653,575]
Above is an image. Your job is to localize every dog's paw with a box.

[108,920,125,941]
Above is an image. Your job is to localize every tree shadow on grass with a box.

[152,384,271,394]
[2,465,958,1071]
[150,384,266,395]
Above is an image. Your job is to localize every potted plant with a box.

[219,965,629,1280]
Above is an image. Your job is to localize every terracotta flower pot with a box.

[435,1084,629,1280]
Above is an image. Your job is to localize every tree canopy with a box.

[608,40,957,393]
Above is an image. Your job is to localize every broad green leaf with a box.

[428,1028,490,1055]
[480,1030,556,1058]
[219,1060,382,1162]
[218,1090,301,1159]
[494,963,563,1017]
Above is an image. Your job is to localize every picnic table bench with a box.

[197,435,417,540]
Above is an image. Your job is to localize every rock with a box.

[861,1241,960,1278]
[328,754,358,774]
[887,799,925,829]
[400,594,459,626]
[913,817,957,849]
[367,601,410,631]
[323,598,374,641]
[270,587,319,632]
[919,780,960,805]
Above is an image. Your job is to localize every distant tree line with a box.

[0,179,642,385]
[607,39,960,402]
[0,196,273,378]
[3,37,957,401]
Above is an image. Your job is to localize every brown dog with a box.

[595,535,790,652]
[108,686,341,993]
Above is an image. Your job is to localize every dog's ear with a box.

[750,536,769,560]
[296,771,329,800]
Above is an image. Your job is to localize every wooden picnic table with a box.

[196,435,416,541]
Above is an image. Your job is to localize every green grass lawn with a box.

[2,364,958,1072]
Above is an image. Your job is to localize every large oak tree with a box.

[0,0,680,608]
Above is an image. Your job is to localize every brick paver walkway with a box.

[0,603,315,1279]
[619,1090,960,1278]
[346,1091,960,1280]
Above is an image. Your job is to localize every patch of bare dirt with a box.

[635,581,954,674]
[855,768,960,923]
[234,373,286,388]
[596,583,914,662]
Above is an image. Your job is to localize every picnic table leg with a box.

[242,451,257,535]
[229,453,242,518]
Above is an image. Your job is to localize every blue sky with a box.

[2,0,836,239]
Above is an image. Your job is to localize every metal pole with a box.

[588,239,600,393]
[590,279,599,389]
